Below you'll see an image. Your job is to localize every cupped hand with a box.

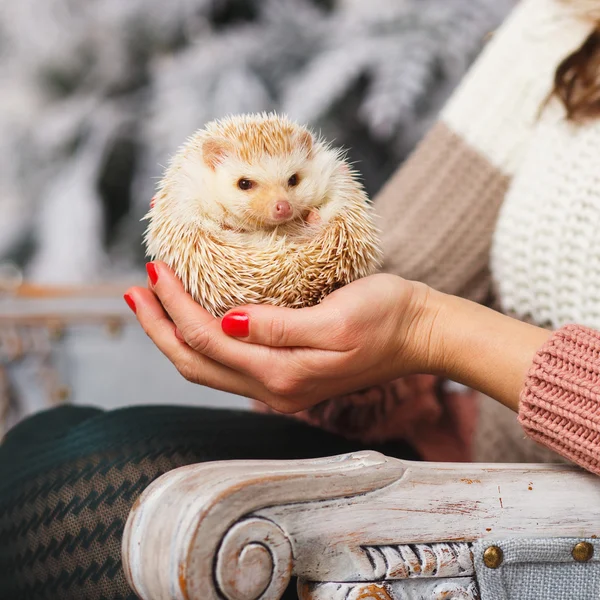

[124,262,441,413]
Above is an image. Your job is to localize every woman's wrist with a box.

[421,288,552,411]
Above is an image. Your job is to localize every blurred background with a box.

[0,0,516,432]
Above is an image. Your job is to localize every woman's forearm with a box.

[426,290,552,411]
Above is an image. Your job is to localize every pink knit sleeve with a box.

[519,324,600,474]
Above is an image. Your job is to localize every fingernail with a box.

[175,328,185,342]
[222,312,249,337]
[124,293,137,314]
[150,197,156,208]
[146,262,158,286]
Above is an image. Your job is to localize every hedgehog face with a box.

[199,124,341,233]
[210,155,326,231]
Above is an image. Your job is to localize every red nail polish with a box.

[222,312,249,337]
[150,197,156,209]
[146,262,158,286]
[124,293,137,314]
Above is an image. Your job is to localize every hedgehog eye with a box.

[237,178,254,191]
[288,173,299,187]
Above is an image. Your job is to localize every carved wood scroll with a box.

[122,452,600,600]
[123,451,403,600]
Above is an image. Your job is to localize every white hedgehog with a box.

[145,113,382,317]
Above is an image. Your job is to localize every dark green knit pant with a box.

[0,405,419,599]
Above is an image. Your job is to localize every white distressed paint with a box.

[123,451,401,600]
[122,452,600,600]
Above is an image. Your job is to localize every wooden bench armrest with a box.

[122,452,600,600]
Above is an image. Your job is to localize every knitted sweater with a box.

[259,0,600,474]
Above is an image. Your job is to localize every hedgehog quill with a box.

[145,113,382,317]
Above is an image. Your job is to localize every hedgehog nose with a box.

[274,200,292,220]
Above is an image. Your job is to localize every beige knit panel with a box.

[374,121,510,304]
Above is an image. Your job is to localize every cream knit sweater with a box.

[378,0,595,306]
[263,0,600,467]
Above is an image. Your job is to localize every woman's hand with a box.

[123,262,441,413]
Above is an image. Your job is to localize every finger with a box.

[125,286,264,399]
[129,286,325,413]
[148,260,343,352]
[221,303,347,350]
[144,262,348,394]
[145,262,257,367]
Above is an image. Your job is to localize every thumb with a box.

[221,303,338,349]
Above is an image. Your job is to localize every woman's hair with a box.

[554,27,600,121]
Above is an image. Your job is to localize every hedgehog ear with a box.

[202,138,234,170]
[296,130,313,157]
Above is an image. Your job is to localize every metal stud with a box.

[483,545,503,569]
[572,542,594,563]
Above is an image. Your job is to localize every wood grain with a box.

[122,452,600,600]
[123,451,401,600]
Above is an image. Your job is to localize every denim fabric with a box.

[473,538,600,599]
